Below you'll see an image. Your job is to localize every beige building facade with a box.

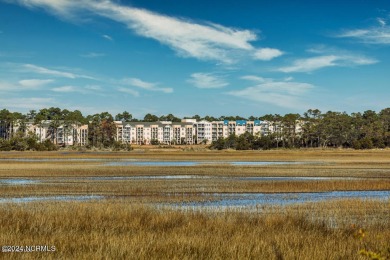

[114,119,279,145]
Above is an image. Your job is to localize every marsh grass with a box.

[1,173,390,199]
[0,150,389,259]
[0,200,389,259]
[0,150,389,199]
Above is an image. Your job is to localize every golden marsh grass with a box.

[0,200,389,259]
[0,149,389,258]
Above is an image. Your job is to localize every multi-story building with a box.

[211,121,224,141]
[1,117,302,146]
[113,119,292,145]
[114,121,195,145]
[0,120,88,146]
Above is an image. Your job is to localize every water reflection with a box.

[0,195,104,203]
[175,190,390,208]
[0,179,39,185]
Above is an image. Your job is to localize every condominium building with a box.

[115,121,195,145]
[0,120,88,146]
[114,119,277,145]
[1,117,301,147]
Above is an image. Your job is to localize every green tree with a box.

[318,111,353,148]
[282,113,300,148]
[115,111,132,121]
[235,132,254,150]
[210,137,225,150]
[144,113,159,122]
[379,108,390,147]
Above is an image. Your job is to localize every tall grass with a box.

[0,150,389,259]
[0,200,389,259]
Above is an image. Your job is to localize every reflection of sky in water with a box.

[0,179,39,185]
[0,195,104,203]
[0,191,389,207]
[176,191,390,208]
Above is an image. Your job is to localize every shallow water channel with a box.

[1,191,389,207]
[1,158,389,208]
[172,190,390,209]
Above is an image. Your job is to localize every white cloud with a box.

[377,18,386,27]
[227,80,315,109]
[18,79,53,89]
[102,34,113,41]
[0,79,53,91]
[253,48,283,61]
[51,85,79,92]
[278,54,377,73]
[241,75,269,83]
[9,0,282,64]
[0,81,16,91]
[278,55,338,73]
[123,78,154,89]
[122,78,173,93]
[336,16,390,44]
[188,73,229,89]
[117,87,140,97]
[85,85,103,91]
[80,52,106,58]
[91,2,257,63]
[0,97,56,109]
[23,64,94,79]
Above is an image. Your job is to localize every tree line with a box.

[211,108,390,150]
[1,107,389,150]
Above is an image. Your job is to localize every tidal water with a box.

[172,190,390,209]
[0,195,104,203]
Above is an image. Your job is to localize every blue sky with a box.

[0,0,389,118]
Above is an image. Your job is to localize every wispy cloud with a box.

[188,73,229,89]
[241,75,270,83]
[23,64,94,79]
[117,87,140,97]
[336,15,390,44]
[51,85,79,93]
[228,79,315,109]
[80,52,106,58]
[278,54,377,73]
[85,85,103,91]
[278,55,338,73]
[122,78,173,93]
[253,48,283,61]
[0,81,17,91]
[18,79,53,89]
[0,97,56,109]
[102,34,113,41]
[0,79,53,91]
[8,0,283,64]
